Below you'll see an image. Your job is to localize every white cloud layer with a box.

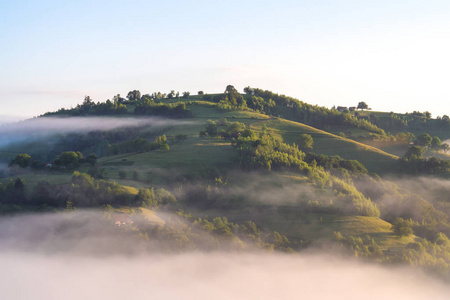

[0,212,449,300]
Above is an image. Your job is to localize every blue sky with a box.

[1,0,449,118]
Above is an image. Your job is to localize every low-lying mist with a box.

[1,211,449,300]
[0,116,193,148]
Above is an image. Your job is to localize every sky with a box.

[1,0,450,119]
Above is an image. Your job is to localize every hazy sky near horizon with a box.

[1,0,449,119]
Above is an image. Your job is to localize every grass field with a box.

[98,136,236,185]
[95,104,400,183]
[249,117,399,174]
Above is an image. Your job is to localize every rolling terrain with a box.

[0,88,449,278]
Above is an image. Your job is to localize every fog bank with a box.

[2,252,449,300]
[0,116,193,148]
[0,212,449,300]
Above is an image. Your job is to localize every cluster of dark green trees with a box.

[399,133,450,175]
[134,101,192,118]
[9,152,97,171]
[354,131,415,146]
[107,135,169,155]
[399,154,450,175]
[44,96,128,116]
[371,111,450,132]
[43,91,193,118]
[241,86,386,134]
[304,153,368,174]
[0,177,26,206]
[0,172,178,209]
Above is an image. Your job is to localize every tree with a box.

[141,94,153,102]
[182,91,190,98]
[225,85,238,94]
[132,169,139,180]
[431,136,442,151]
[168,90,175,99]
[54,151,81,169]
[86,153,97,166]
[83,95,93,105]
[113,94,124,104]
[10,153,31,168]
[4,177,27,204]
[243,86,253,95]
[127,90,141,101]
[205,120,218,136]
[298,134,314,152]
[198,91,204,95]
[391,218,413,237]
[357,101,369,110]
[416,133,432,148]
[404,145,423,160]
[14,178,26,193]
[136,188,157,207]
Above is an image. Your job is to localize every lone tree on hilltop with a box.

[357,101,369,110]
[225,85,238,94]
[127,90,141,101]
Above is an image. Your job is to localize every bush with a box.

[391,218,413,237]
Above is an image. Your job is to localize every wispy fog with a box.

[0,116,193,148]
[0,115,29,125]
[0,212,449,300]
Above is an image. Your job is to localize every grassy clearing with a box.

[98,137,236,184]
[0,172,73,195]
[188,104,269,121]
[250,117,399,174]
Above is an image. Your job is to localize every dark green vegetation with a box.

[1,85,450,279]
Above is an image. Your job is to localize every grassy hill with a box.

[1,90,449,276]
[92,104,400,186]
[1,101,402,190]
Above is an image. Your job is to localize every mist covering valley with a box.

[1,87,450,299]
[1,212,450,300]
